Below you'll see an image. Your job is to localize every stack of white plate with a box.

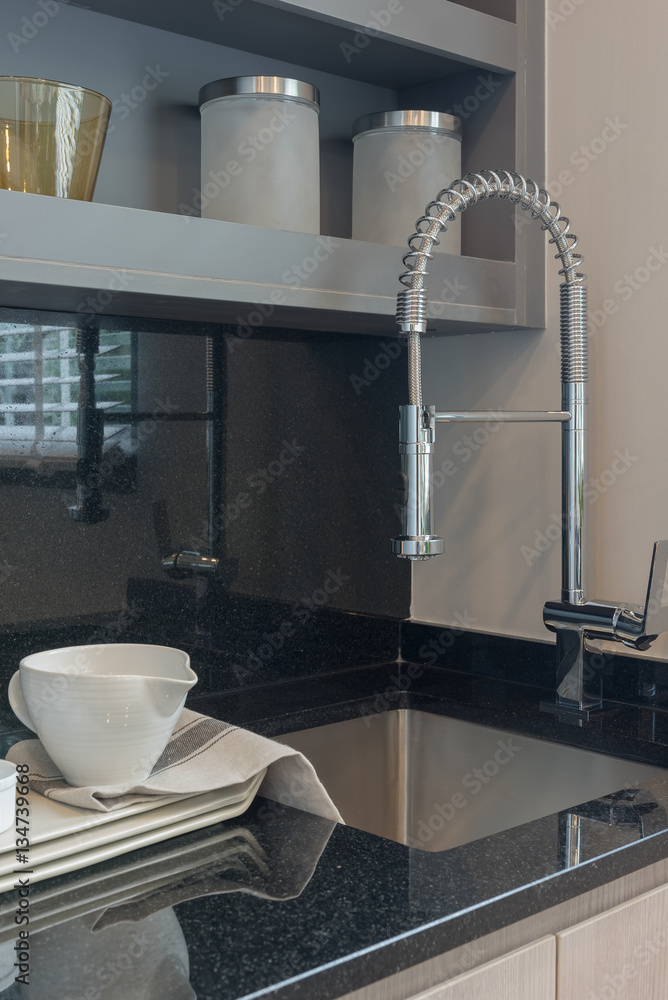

[0,769,266,892]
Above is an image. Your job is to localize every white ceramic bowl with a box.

[8,643,197,787]
[0,759,17,835]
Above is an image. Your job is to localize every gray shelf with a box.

[0,191,516,335]
[2,0,544,334]
[67,0,517,88]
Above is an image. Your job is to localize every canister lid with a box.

[352,110,462,139]
[199,76,320,110]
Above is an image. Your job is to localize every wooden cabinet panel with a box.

[558,881,668,1000]
[408,936,556,1000]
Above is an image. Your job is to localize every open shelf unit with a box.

[0,0,544,335]
[0,190,516,334]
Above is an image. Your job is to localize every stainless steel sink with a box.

[275,710,666,852]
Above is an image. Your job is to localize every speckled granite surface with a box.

[3,662,668,999]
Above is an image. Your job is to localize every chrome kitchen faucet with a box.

[391,170,668,720]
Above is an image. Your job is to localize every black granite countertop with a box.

[3,661,668,1000]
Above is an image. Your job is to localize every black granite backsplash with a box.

[401,622,556,689]
[401,620,668,712]
[0,305,409,731]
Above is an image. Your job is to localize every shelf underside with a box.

[0,192,517,335]
[63,0,516,89]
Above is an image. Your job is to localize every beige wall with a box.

[411,0,668,661]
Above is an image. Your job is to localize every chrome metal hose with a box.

[393,169,588,604]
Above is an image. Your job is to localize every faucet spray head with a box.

[391,404,445,560]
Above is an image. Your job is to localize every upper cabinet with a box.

[0,0,544,335]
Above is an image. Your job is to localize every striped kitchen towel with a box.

[7,708,343,823]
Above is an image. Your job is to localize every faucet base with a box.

[539,697,617,725]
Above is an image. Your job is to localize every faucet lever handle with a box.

[642,540,668,638]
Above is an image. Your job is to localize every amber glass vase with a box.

[0,77,111,200]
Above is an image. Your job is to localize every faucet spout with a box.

[391,405,444,560]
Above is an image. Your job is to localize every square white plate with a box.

[0,770,266,891]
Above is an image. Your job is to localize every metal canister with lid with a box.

[352,110,462,252]
[198,76,320,233]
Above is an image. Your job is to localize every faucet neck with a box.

[395,170,589,605]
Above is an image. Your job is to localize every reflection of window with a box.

[0,323,133,469]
